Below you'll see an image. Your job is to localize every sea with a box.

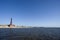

[0,27,60,40]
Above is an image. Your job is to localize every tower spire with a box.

[10,18,12,25]
[8,18,15,28]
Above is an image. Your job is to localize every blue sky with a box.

[0,0,60,27]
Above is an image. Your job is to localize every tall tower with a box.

[10,18,12,25]
[8,18,15,28]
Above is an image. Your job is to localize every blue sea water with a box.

[0,28,60,40]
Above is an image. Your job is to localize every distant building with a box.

[8,18,15,28]
[0,18,32,28]
[0,18,15,28]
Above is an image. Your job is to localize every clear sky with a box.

[0,0,60,27]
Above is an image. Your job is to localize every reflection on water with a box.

[0,28,60,40]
